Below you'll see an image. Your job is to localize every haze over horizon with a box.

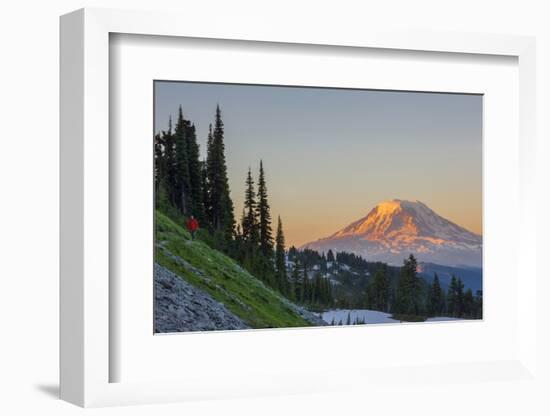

[155,81,482,247]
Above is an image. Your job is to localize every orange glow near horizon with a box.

[232,183,483,248]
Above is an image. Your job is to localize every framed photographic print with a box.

[60,8,538,408]
[152,81,483,333]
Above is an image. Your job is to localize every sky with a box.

[155,81,482,247]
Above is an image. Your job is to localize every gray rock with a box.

[154,263,249,333]
[155,242,326,329]
[279,298,328,327]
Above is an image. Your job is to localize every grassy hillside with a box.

[155,210,313,329]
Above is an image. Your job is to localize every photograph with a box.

[153,81,483,333]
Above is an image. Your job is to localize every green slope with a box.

[155,210,312,329]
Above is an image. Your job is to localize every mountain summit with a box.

[302,199,482,267]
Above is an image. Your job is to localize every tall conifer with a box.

[455,277,465,317]
[395,254,422,316]
[205,105,235,242]
[154,133,164,197]
[256,160,274,258]
[174,106,191,214]
[464,288,474,318]
[200,159,209,220]
[203,125,214,226]
[185,122,205,221]
[241,167,258,243]
[301,263,309,303]
[275,216,287,294]
[447,276,458,316]
[163,117,177,207]
[428,273,445,316]
[372,266,390,312]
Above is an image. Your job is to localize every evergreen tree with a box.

[185,122,205,222]
[206,122,213,150]
[154,129,173,211]
[320,253,327,273]
[288,246,298,262]
[200,159,209,219]
[241,168,258,243]
[474,290,483,319]
[256,160,274,258]
[311,274,319,304]
[447,275,465,317]
[163,118,177,208]
[250,160,275,284]
[327,278,333,306]
[455,278,465,317]
[205,105,235,243]
[154,133,164,196]
[364,281,374,309]
[464,288,474,318]
[447,276,458,316]
[372,265,390,312]
[173,106,191,214]
[275,216,288,294]
[395,254,422,316]
[428,273,445,316]
[239,208,246,236]
[291,261,300,302]
[319,275,332,306]
[301,263,308,303]
[203,125,213,224]
[327,249,335,263]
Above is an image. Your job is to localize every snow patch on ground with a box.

[320,309,399,324]
[319,309,464,325]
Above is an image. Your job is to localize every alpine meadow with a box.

[153,81,483,333]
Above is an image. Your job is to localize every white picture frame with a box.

[60,7,538,408]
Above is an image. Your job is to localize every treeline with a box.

[335,251,371,270]
[287,246,482,319]
[365,254,482,319]
[286,254,334,308]
[288,247,392,309]
[288,247,329,273]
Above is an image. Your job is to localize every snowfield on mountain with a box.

[302,199,482,267]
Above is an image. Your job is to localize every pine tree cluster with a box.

[364,254,483,320]
[229,159,335,305]
[287,260,334,308]
[155,105,234,247]
[155,103,336,305]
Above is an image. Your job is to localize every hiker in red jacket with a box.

[186,215,199,240]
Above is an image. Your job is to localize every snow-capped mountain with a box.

[302,199,482,267]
